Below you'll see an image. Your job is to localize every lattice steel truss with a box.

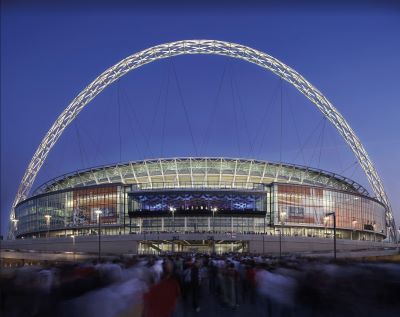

[9,40,396,241]
[32,158,368,196]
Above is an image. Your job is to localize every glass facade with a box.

[275,184,386,240]
[15,185,123,238]
[14,182,386,241]
[71,186,120,226]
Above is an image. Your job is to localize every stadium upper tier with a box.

[33,158,369,196]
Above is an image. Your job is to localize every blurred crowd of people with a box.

[1,253,400,317]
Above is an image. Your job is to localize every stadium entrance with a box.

[138,239,248,254]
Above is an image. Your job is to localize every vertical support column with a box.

[161,217,164,232]
[46,196,50,239]
[333,213,337,260]
[184,217,187,232]
[263,216,266,254]
[64,192,68,237]
[265,186,270,227]
[208,217,211,232]
[98,215,101,261]
[273,183,279,225]
[121,186,125,235]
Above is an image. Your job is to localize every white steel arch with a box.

[10,40,396,241]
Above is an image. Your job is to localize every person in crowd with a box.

[190,259,201,312]
[1,253,400,317]
[142,259,181,317]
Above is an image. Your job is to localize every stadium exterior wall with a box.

[11,158,388,253]
[0,234,395,256]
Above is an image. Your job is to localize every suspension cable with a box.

[119,84,153,158]
[255,82,281,159]
[309,116,327,167]
[78,123,108,165]
[171,60,198,156]
[229,65,242,157]
[339,160,359,175]
[279,78,283,163]
[74,120,87,169]
[329,124,345,171]
[252,80,281,158]
[316,117,327,168]
[230,64,255,157]
[148,64,170,157]
[161,63,171,157]
[117,80,122,161]
[121,98,145,160]
[309,117,326,167]
[349,161,360,179]
[285,87,306,165]
[292,116,325,163]
[201,59,229,154]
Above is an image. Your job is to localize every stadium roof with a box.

[32,157,369,197]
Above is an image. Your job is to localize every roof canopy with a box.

[32,157,369,196]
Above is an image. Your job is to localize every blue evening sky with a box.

[1,1,400,236]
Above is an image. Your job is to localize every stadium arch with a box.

[9,40,396,241]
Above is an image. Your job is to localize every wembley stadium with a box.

[5,40,397,255]
[11,157,387,254]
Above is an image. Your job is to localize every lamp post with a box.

[278,211,287,259]
[94,209,103,262]
[44,214,52,238]
[212,207,218,234]
[12,218,19,234]
[169,207,176,232]
[263,215,266,254]
[70,235,76,262]
[169,207,176,253]
[351,219,357,240]
[325,212,336,260]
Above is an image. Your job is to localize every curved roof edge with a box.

[32,157,370,197]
